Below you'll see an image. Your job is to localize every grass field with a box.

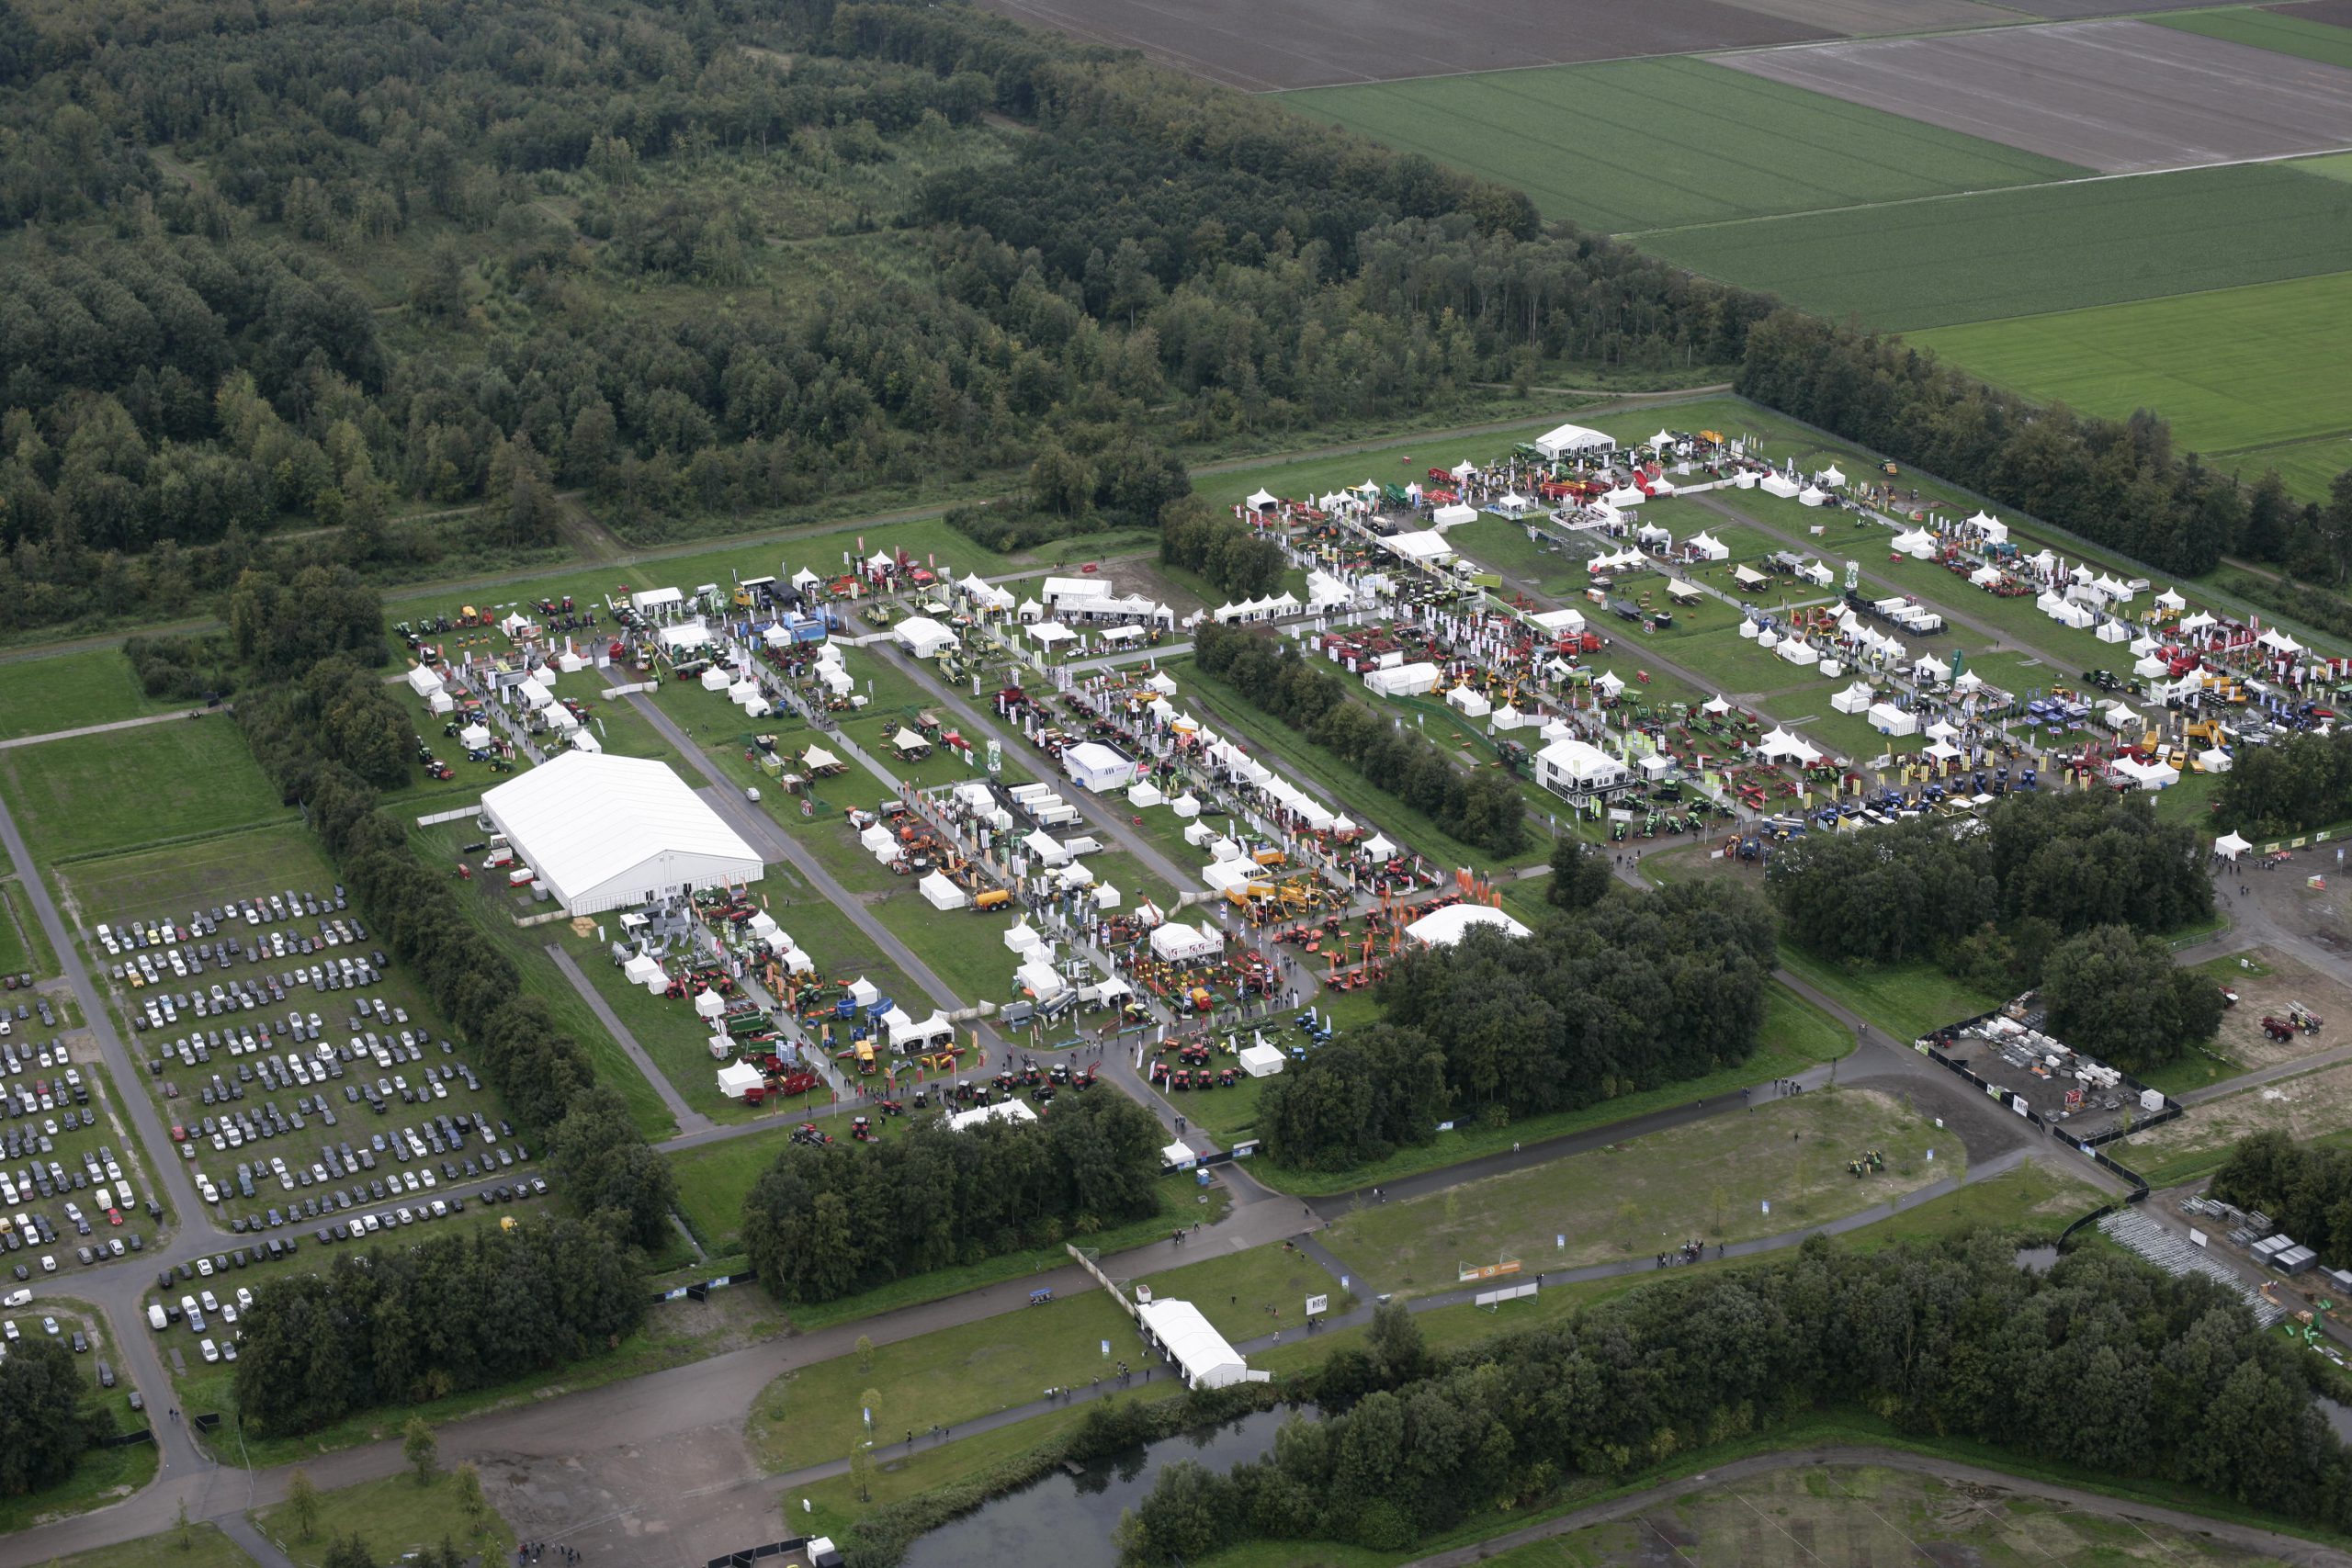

[0,876,56,976]
[44,1525,260,1568]
[1911,269,2352,492]
[1131,1246,1355,1343]
[1286,57,2083,233]
[2155,6,2352,69]
[252,1468,516,1568]
[2235,432,2352,498]
[1323,1088,1946,1296]
[746,1289,1145,1471]
[1775,951,1996,1042]
[0,718,292,863]
[1645,163,2352,332]
[0,649,177,740]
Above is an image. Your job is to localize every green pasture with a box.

[0,648,177,740]
[1645,163,2352,332]
[2237,433,2352,500]
[1912,269,2352,484]
[1132,1246,1354,1344]
[2154,6,2352,70]
[0,718,293,863]
[252,1470,516,1568]
[1285,57,2080,233]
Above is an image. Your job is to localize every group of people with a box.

[517,1543,581,1563]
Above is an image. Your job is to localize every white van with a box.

[147,1303,167,1331]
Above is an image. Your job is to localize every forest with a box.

[2214,729,2352,838]
[0,1338,108,1497]
[1255,879,1773,1168]
[230,1217,648,1435]
[1118,1235,2352,1561]
[1766,792,2210,981]
[740,1089,1166,1303]
[2213,1132,2352,1270]
[1193,622,1528,855]
[0,0,1752,637]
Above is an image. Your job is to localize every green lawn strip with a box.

[2225,432,2352,502]
[0,875,58,976]
[41,1524,261,1568]
[778,1173,1231,1334]
[1651,622,1836,700]
[1162,1068,1272,1145]
[1776,949,1995,1043]
[1131,1246,1356,1344]
[668,1128,799,1258]
[1644,163,2352,333]
[252,1468,517,1568]
[1250,981,1852,1195]
[748,1291,1149,1472]
[1284,57,2078,232]
[0,720,295,863]
[2154,6,2352,69]
[1323,1087,1947,1297]
[1758,689,1929,769]
[1910,269,2352,463]
[0,648,177,741]
[1441,517,1590,598]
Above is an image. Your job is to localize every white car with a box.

[199,1338,219,1363]
[196,1257,213,1278]
[235,1287,254,1310]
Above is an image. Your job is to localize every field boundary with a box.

[49,815,298,870]
[1620,137,2352,240]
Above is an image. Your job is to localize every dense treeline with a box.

[1159,500,1284,599]
[2213,1132,2352,1268]
[2037,923,2223,1074]
[231,1217,646,1436]
[2215,730,2352,838]
[1120,1236,2352,1560]
[0,1338,107,1496]
[1766,791,2211,997]
[1740,313,2350,582]
[236,655,412,789]
[1194,623,1527,855]
[0,0,1756,633]
[1257,880,1772,1169]
[741,1089,1164,1303]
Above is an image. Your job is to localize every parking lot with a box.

[0,1043,165,1282]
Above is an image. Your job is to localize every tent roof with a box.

[1407,905,1531,948]
[481,752,760,904]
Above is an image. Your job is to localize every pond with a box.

[899,1405,1308,1568]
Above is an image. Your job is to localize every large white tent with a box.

[895,616,956,658]
[1138,1298,1250,1390]
[1534,422,1612,460]
[1150,921,1223,963]
[481,751,762,915]
[1405,905,1531,948]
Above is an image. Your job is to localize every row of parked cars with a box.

[1,1312,91,1355]
[198,1121,533,1228]
[99,888,349,956]
[2,1028,75,1077]
[132,952,385,1033]
[0,994,58,1035]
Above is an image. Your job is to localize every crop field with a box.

[0,719,292,863]
[1643,162,2352,331]
[1286,58,2080,232]
[1910,269,2352,487]
[2157,4,2352,68]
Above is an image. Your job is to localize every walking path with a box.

[0,707,207,750]
[544,942,713,1134]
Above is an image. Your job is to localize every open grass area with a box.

[0,648,179,741]
[56,820,336,926]
[252,1467,516,1568]
[43,1524,261,1568]
[1131,1244,1355,1343]
[1203,416,1586,511]
[2156,6,2352,69]
[2120,1056,2352,1189]
[1645,163,2352,332]
[0,718,292,863]
[1777,951,1995,1042]
[2235,432,2352,501]
[1255,981,1852,1194]
[1911,269,2352,492]
[0,876,57,976]
[1285,57,2081,233]
[746,1289,1146,1471]
[1324,1088,1946,1296]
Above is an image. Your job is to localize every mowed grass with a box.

[1284,58,2080,233]
[1645,163,2352,331]
[2155,6,2352,69]
[1132,1245,1355,1344]
[0,717,291,862]
[0,648,177,740]
[252,1468,516,1568]
[43,1525,260,1568]
[1324,1088,1947,1296]
[2236,432,2352,499]
[1910,270,2352,473]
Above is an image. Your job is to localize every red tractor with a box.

[2262,1016,2297,1042]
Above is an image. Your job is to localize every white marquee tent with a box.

[481,752,762,916]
